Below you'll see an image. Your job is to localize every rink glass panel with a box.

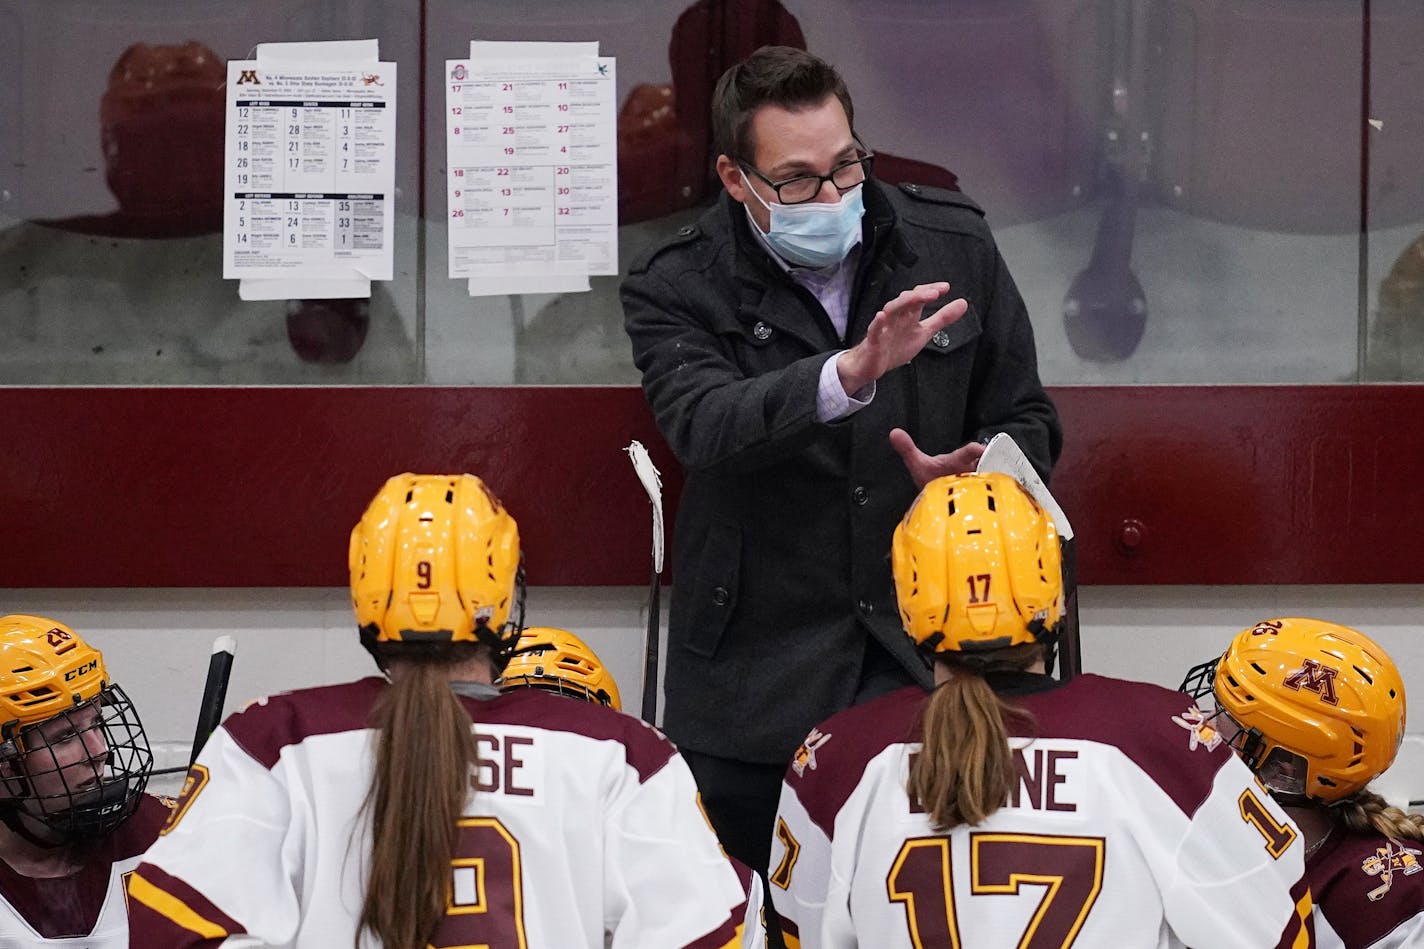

[1,0,1421,385]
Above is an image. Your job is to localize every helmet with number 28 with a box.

[350,473,524,667]
[1182,617,1406,804]
[892,472,1064,656]
[0,614,152,842]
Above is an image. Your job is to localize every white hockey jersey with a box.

[1308,827,1424,948]
[0,794,167,947]
[770,673,1316,949]
[731,856,768,949]
[127,678,754,948]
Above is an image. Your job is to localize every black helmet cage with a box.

[1178,654,1246,749]
[1177,654,1291,795]
[499,661,614,707]
[466,559,526,674]
[0,683,152,841]
[1178,655,1221,707]
[485,560,528,673]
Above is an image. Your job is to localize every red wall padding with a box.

[2,385,1421,587]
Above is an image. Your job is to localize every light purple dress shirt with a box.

[744,208,874,422]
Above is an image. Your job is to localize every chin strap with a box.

[0,806,68,850]
[0,776,136,848]
[60,777,137,838]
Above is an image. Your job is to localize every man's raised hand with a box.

[837,283,967,395]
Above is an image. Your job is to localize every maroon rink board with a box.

[2,385,1421,588]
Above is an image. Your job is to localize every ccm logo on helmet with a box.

[63,659,99,681]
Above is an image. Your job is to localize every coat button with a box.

[852,485,869,505]
[752,321,773,341]
[677,225,696,237]
[712,586,729,606]
[903,183,920,194]
[857,598,873,615]
[931,329,952,349]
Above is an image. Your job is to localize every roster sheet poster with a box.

[446,43,617,296]
[223,40,396,299]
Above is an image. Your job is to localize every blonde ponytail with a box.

[358,647,482,948]
[908,645,1040,832]
[1338,788,1424,843]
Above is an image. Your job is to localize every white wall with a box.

[4,585,1421,797]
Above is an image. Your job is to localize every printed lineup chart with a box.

[223,58,397,283]
[445,51,618,293]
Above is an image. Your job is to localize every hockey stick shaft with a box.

[625,440,666,726]
[641,572,661,723]
[1058,535,1082,680]
[189,636,236,767]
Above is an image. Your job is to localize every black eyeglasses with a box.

[739,142,875,205]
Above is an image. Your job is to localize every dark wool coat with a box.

[622,178,1062,763]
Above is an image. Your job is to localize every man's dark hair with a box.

[711,46,854,163]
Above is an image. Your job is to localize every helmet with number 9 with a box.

[1195,617,1406,804]
[350,474,523,666]
[501,627,622,710]
[892,472,1063,655]
[0,614,152,841]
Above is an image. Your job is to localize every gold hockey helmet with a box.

[1182,617,1406,803]
[501,627,622,710]
[892,473,1063,655]
[350,474,523,663]
[0,614,152,840]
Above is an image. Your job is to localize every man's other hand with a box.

[889,430,985,489]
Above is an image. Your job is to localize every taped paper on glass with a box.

[225,39,396,301]
[446,41,617,297]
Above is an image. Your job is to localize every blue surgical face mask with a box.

[742,172,864,269]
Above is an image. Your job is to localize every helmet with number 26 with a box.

[1182,617,1406,804]
[892,472,1063,656]
[350,474,524,666]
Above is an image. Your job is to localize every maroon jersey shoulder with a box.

[220,677,385,770]
[787,676,1239,831]
[472,688,678,783]
[782,685,927,834]
[107,792,169,859]
[222,677,678,782]
[1015,674,1239,817]
[1310,828,1424,946]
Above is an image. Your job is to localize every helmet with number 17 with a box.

[501,628,622,710]
[1181,617,1406,804]
[350,473,524,669]
[891,472,1064,656]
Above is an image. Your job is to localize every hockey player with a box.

[1182,617,1423,947]
[500,625,768,947]
[770,472,1315,948]
[500,626,624,710]
[127,472,758,948]
[0,613,162,947]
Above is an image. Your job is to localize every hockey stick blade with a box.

[976,434,1081,679]
[625,441,665,724]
